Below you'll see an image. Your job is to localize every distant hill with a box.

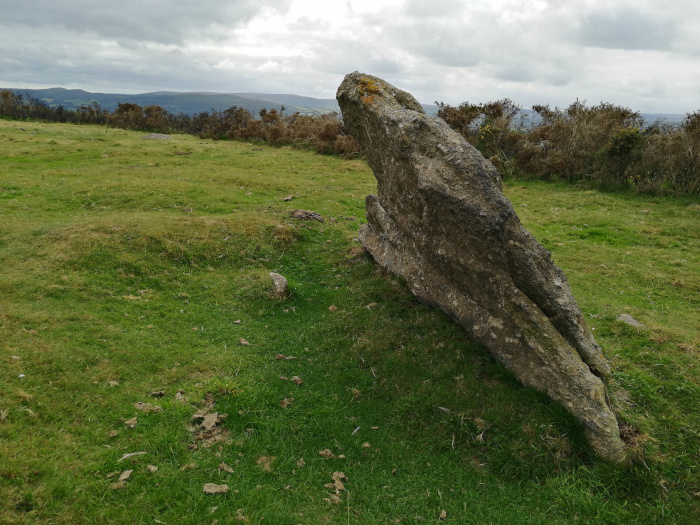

[232,93,339,113]
[4,87,680,124]
[4,88,290,116]
[3,87,441,118]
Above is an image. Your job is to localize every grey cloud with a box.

[578,9,676,51]
[1,0,293,45]
[387,22,481,68]
[0,24,209,91]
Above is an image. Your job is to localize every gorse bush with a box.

[0,89,360,157]
[438,98,700,195]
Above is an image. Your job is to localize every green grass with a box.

[1,120,698,524]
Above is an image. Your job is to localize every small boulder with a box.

[616,314,646,328]
[142,133,172,140]
[289,209,324,222]
[270,272,289,300]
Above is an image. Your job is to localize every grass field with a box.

[1,119,698,524]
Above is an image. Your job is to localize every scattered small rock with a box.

[328,305,338,312]
[289,209,324,222]
[296,458,306,468]
[616,314,646,328]
[134,401,162,413]
[239,338,250,346]
[439,509,447,520]
[282,195,294,201]
[142,133,172,140]
[147,465,159,473]
[291,376,304,385]
[125,417,138,428]
[150,391,165,398]
[269,272,290,300]
[180,463,196,471]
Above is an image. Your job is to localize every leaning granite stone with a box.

[337,72,627,462]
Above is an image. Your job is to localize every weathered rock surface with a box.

[337,72,627,461]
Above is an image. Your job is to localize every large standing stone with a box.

[336,72,627,462]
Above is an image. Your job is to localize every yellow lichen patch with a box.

[360,77,381,104]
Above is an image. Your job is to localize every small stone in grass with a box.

[270,272,290,300]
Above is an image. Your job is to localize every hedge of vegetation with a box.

[437,99,700,195]
[0,90,360,157]
[3,89,699,194]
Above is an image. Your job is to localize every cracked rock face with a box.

[337,72,626,462]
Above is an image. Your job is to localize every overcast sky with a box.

[1,0,698,112]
